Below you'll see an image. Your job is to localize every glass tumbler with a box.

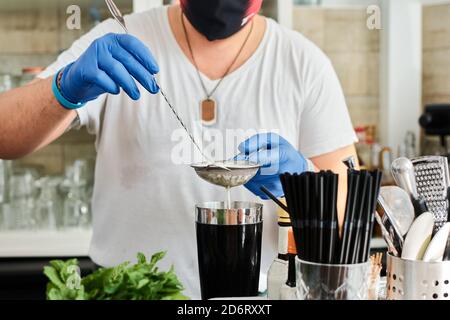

[35,177,63,230]
[63,182,91,229]
[9,173,36,230]
[296,257,371,300]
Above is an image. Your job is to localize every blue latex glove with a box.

[234,133,308,199]
[60,33,160,104]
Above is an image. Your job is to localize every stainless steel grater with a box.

[411,156,449,228]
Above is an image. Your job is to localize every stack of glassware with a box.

[61,160,93,230]
[0,160,12,230]
[0,159,93,232]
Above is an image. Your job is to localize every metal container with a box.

[295,257,371,300]
[196,201,263,225]
[195,201,263,300]
[191,161,260,188]
[387,254,450,300]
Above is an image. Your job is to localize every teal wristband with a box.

[52,69,86,110]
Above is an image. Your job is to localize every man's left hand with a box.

[234,133,309,199]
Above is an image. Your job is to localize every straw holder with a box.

[295,257,371,300]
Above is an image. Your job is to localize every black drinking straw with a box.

[318,174,325,263]
[313,173,320,263]
[350,172,368,263]
[322,173,330,264]
[344,172,362,264]
[356,172,375,263]
[303,173,311,262]
[357,175,372,263]
[299,174,308,261]
[291,173,303,259]
[260,186,289,213]
[310,173,317,262]
[282,173,302,259]
[360,173,379,288]
[307,174,313,262]
[321,173,333,292]
[351,172,371,264]
[360,170,383,262]
[339,170,354,264]
[315,172,321,262]
[280,174,295,222]
[329,173,339,264]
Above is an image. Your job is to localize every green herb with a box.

[43,251,189,300]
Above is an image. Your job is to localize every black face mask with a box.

[180,0,263,41]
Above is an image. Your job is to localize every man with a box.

[0,1,357,298]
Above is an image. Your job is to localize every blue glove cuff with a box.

[52,69,86,110]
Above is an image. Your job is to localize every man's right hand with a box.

[59,33,160,105]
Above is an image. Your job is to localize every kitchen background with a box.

[0,0,449,299]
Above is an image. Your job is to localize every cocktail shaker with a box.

[195,201,263,300]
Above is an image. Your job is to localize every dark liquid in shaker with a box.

[196,222,263,300]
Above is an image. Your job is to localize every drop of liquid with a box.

[226,187,232,210]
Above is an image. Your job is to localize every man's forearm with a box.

[0,77,77,159]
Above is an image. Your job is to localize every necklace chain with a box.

[181,12,254,99]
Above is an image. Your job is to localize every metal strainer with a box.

[191,161,261,188]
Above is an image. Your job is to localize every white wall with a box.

[278,0,294,28]
[318,0,381,6]
[421,0,450,5]
[379,0,422,153]
[133,0,162,13]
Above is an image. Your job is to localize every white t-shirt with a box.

[39,6,357,299]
